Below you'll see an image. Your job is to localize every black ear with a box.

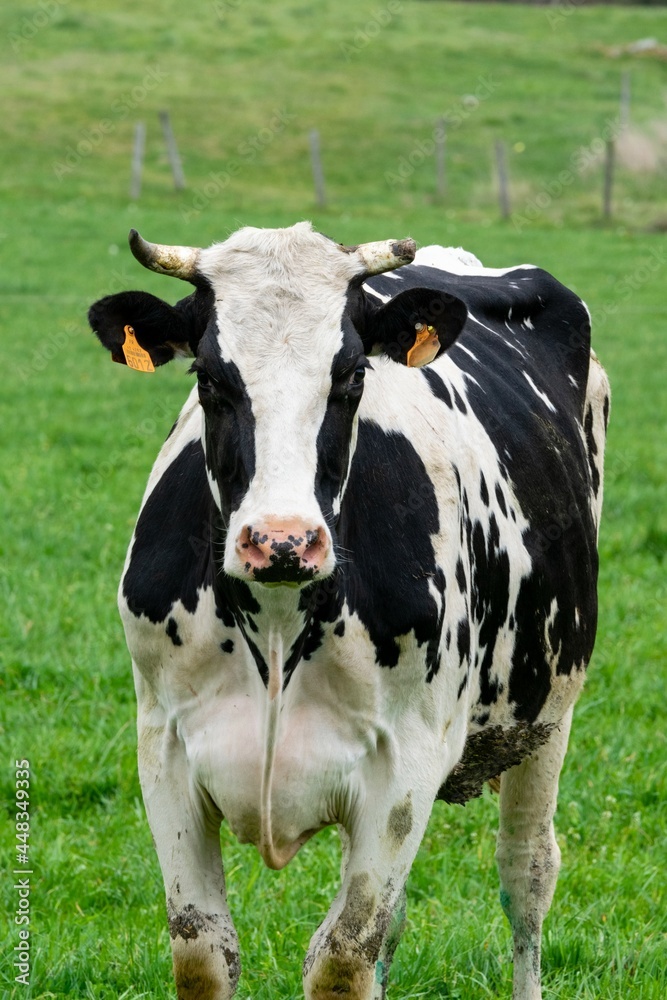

[87,289,209,368]
[360,287,468,366]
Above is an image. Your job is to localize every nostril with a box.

[303,530,327,566]
[238,525,270,568]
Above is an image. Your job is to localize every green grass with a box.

[1,2,666,998]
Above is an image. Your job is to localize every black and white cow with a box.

[88,222,609,1000]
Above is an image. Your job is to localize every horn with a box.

[128,229,201,281]
[344,238,417,276]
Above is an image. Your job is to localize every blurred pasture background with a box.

[0,1,666,997]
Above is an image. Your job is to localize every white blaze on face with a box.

[197,224,365,580]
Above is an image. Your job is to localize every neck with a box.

[213,563,343,684]
[209,482,346,680]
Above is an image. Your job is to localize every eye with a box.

[196,370,214,391]
[348,366,366,388]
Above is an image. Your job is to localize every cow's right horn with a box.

[346,238,417,276]
[129,229,200,282]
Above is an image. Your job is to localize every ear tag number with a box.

[407,323,440,368]
[120,325,155,372]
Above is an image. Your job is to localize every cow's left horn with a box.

[346,238,417,276]
[128,229,201,281]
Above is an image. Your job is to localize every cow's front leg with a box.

[496,707,574,1000]
[137,686,240,1000]
[303,788,427,1000]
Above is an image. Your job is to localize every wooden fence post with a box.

[158,110,186,190]
[603,139,615,221]
[130,122,145,200]
[435,117,446,201]
[620,71,631,132]
[309,129,327,209]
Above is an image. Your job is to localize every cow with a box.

[87,221,609,1000]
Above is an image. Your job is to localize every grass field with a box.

[1,1,666,998]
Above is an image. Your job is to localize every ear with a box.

[87,289,210,369]
[360,287,468,367]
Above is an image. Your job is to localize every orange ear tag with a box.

[407,324,440,368]
[120,325,155,373]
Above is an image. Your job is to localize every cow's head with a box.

[89,223,467,587]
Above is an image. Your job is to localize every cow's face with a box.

[88,223,467,587]
[192,225,383,585]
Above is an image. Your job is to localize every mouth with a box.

[249,561,318,586]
